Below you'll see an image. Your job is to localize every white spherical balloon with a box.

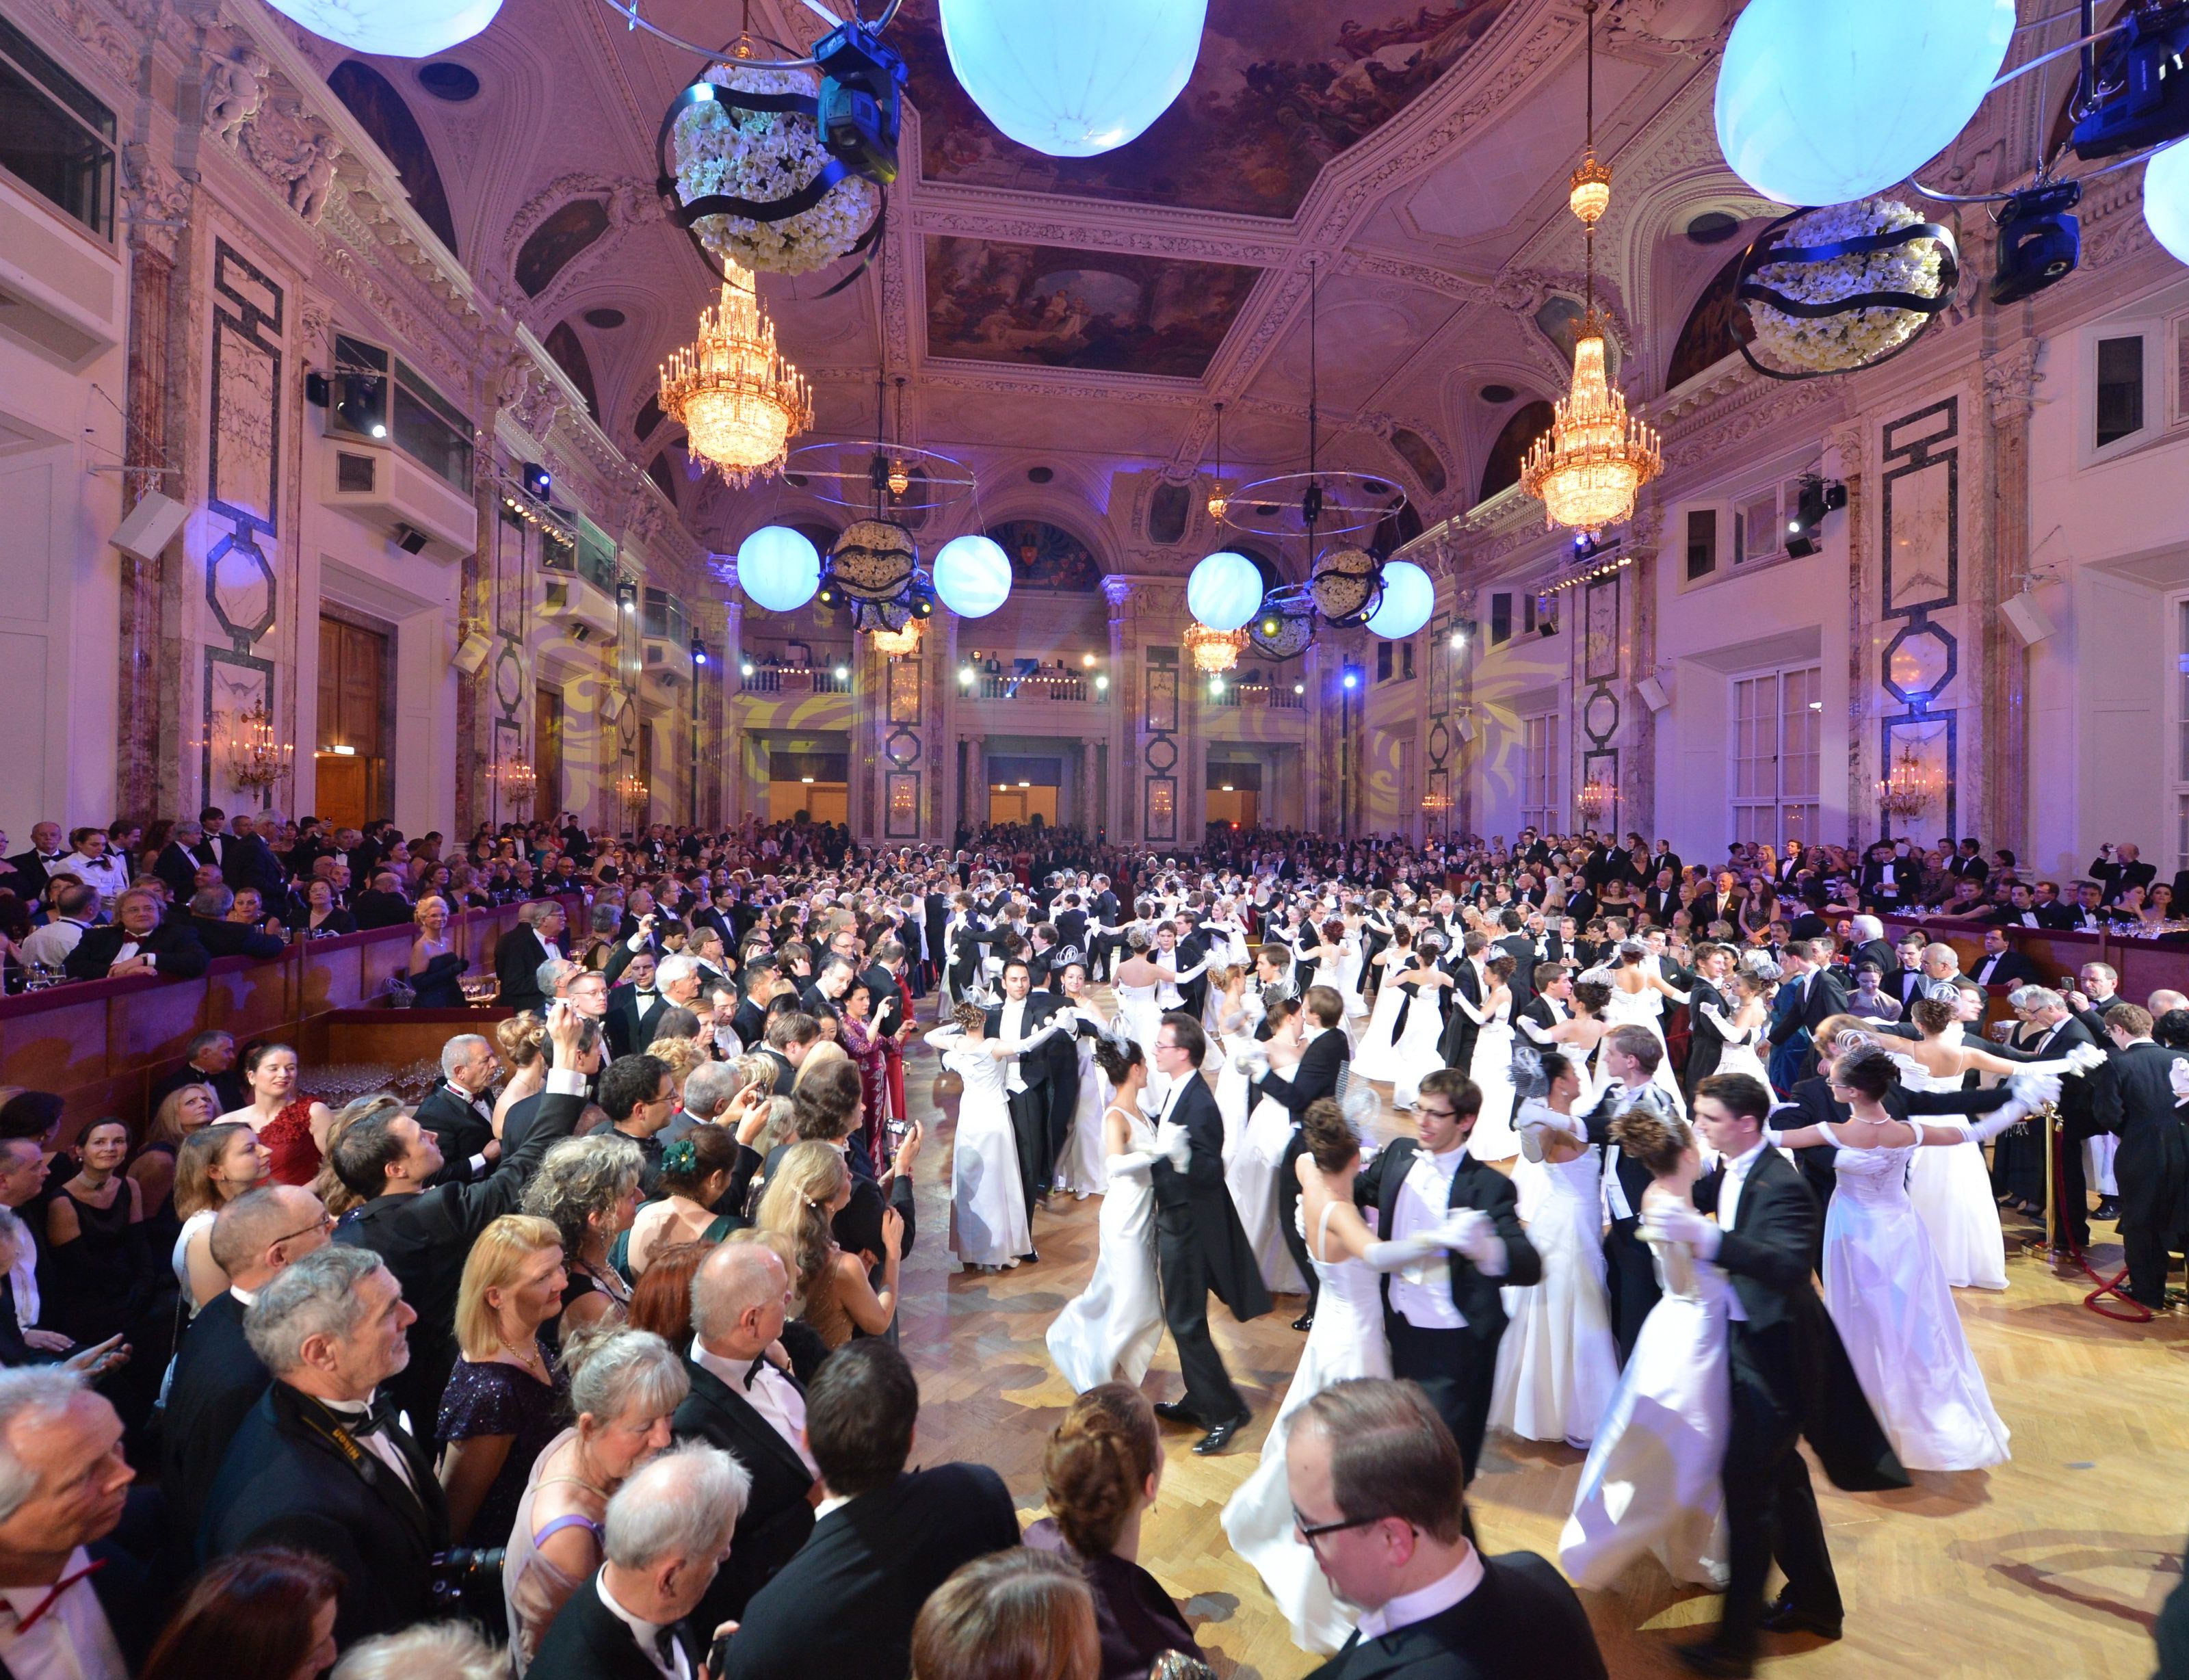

[1365,561,1434,641]
[2147,140,2189,267]
[735,525,821,614]
[1186,551,1264,633]
[262,0,503,58]
[933,534,1013,618]
[938,0,1208,158]
[1715,0,2014,207]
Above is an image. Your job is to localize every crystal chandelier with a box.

[660,262,811,485]
[870,617,922,657]
[1184,620,1247,674]
[225,700,294,791]
[1878,741,1937,819]
[1577,765,1616,824]
[1521,0,1662,536]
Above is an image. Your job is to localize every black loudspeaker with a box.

[393,525,429,555]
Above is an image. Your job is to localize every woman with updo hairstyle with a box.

[495,1012,549,1131]
[1025,1384,1206,1680]
[1219,1096,1401,1653]
[912,1549,1100,1680]
[626,1122,747,1274]
[1561,1097,1731,1590]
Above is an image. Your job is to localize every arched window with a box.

[327,61,458,256]
[515,200,611,299]
[1665,250,1748,390]
[985,521,1101,591]
[1478,400,1553,504]
[646,450,679,508]
[542,321,599,424]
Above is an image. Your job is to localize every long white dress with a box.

[1337,932,1370,1018]
[1350,956,1411,1081]
[1045,1107,1165,1391]
[937,1032,1033,1270]
[1599,978,1685,1101]
[1222,1200,1391,1654]
[1560,1218,1731,1590]
[1114,980,1163,1060]
[1226,1080,1308,1297]
[1051,1012,1110,1200]
[1491,1149,1621,1447]
[1460,993,1519,1162]
[1214,1027,1257,1153]
[1701,1003,1772,1088]
[1817,1123,2010,1471]
[1390,981,1450,1112]
[1900,1064,2008,1291]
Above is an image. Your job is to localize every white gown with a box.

[1222,1201,1391,1654]
[1214,1028,1257,1153]
[1817,1123,2010,1471]
[1390,982,1450,1112]
[1703,1006,1772,1088]
[1599,980,1685,1100]
[1350,958,1411,1081]
[1560,1222,1731,1590]
[1491,1150,1620,1447]
[1051,1021,1110,1200]
[1114,980,1163,1060]
[1461,994,1519,1161]
[1226,1088,1308,1297]
[1900,1065,2008,1291]
[938,1032,1032,1270]
[1045,1107,1165,1391]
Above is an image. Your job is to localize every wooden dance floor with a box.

[895,1026,2189,1680]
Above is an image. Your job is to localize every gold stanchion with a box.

[2041,1105,2058,1259]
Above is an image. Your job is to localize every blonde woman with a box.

[438,1213,571,1544]
[409,895,469,1007]
[520,1133,643,1344]
[494,1014,549,1131]
[756,1140,900,1348]
[792,1038,850,1090]
[172,1122,272,1309]
[131,1081,219,1242]
[501,1327,687,1674]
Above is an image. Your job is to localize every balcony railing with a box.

[740,667,850,694]
[1209,684,1306,709]
[966,670,1094,702]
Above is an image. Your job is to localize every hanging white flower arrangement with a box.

[1741,198,1954,377]
[671,62,881,277]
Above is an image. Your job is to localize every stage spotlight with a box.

[1785,476,1848,558]
[520,461,552,500]
[1991,179,2082,306]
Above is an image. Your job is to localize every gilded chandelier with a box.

[1878,742,1937,819]
[1184,620,1248,675]
[870,617,923,657]
[659,262,811,485]
[1521,0,1662,536]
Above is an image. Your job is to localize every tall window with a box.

[1521,712,1558,834]
[2097,334,2145,449]
[0,15,115,241]
[1730,665,1821,845]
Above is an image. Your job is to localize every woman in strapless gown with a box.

[1046,1045,1166,1392]
[1224,996,1308,1297]
[1389,947,1456,1112]
[1349,930,1415,1082]
[1051,971,1111,1200]
[1697,968,1774,1088]
[1596,943,1688,1102]
[1110,931,1167,1059]
[1450,958,1519,1157]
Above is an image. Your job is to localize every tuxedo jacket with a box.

[1149,1076,1272,1322]
[161,1291,269,1563]
[1354,1141,1540,1346]
[153,841,202,902]
[1968,948,2040,990]
[62,917,210,981]
[982,993,1063,1089]
[495,924,554,1013]
[1259,1027,1350,1116]
[2093,853,2158,902]
[1768,967,1848,1048]
[1683,976,1727,1089]
[1493,934,1539,1007]
[1438,961,1485,1069]
[525,1571,702,1680]
[674,1356,817,1625]
[190,913,287,961]
[1304,1551,1605,1680]
[0,1538,158,1680]
[200,1381,451,1645]
[607,983,670,1058]
[719,1464,1021,1680]
[412,1081,496,1180]
[2076,1018,2189,1233]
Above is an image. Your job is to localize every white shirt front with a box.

[999,998,1030,1092]
[1353,1545,1486,1640]
[0,1547,128,1680]
[47,854,127,904]
[1387,1145,1468,1330]
[692,1339,817,1479]
[1716,1137,1771,1323]
[320,1392,420,1494]
[594,1571,690,1680]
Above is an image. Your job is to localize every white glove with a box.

[1234,1045,1270,1075]
[2172,1058,2189,1105]
[1155,1119,1192,1171]
[2062,1040,2107,1077]
[1439,1208,1498,1265]
[2008,1071,2063,1111]
[1641,1203,1721,1259]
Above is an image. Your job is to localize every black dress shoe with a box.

[2094,1197,2120,1220]
[1291,1311,1315,1333]
[1152,1401,1200,1427]
[1192,1413,1250,1454]
[1019,1250,1040,1265]
[1758,1592,1842,1640]
[1672,1641,1753,1678]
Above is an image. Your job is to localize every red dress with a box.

[260,1096,324,1185]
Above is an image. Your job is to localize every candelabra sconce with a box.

[1577,770,1616,825]
[617,774,651,818]
[1878,741,1938,820]
[497,757,538,808]
[224,701,295,792]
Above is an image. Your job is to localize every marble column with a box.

[1625,534,1660,838]
[116,241,178,822]
[1833,421,1875,850]
[1980,344,2041,856]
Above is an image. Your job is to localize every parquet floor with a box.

[894,1004,2189,1680]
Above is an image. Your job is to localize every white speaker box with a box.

[1455,713,1476,742]
[2000,591,2054,646]
[1636,675,1670,711]
[451,631,491,675]
[112,491,187,562]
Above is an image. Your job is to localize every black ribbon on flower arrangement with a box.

[1731,209,1961,382]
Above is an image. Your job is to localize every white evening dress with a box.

[1051,1011,1111,1200]
[1390,981,1451,1112]
[1222,1201,1391,1655]
[1215,1026,1257,1151]
[1460,993,1520,1162]
[1225,1079,1308,1297]
[1337,933,1370,1018]
[1114,980,1164,1060]
[1899,1064,2009,1291]
[1701,1005,1772,1088]
[1350,956,1411,1081]
[937,1032,1033,1270]
[1599,980,1685,1101]
[1045,1107,1165,1391]
[1560,1219,1731,1590]
[1817,1123,2010,1471]
[1491,1148,1620,1447]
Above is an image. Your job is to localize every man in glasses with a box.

[1286,1378,1603,1679]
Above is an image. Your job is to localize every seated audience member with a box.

[172,1123,274,1311]
[0,1369,157,1679]
[162,1185,332,1564]
[720,1339,1021,1680]
[329,1605,505,1680]
[412,1034,503,1185]
[352,870,414,931]
[1025,1384,1206,1680]
[522,1443,749,1680]
[16,881,99,971]
[189,887,286,960]
[152,1031,246,1116]
[131,1082,218,1250]
[293,879,356,938]
[436,1215,571,1546]
[1283,1378,1605,1680]
[63,887,211,982]
[332,1003,590,1430]
[503,1328,687,1674]
[523,1134,642,1348]
[219,1042,333,1187]
[198,1246,446,1644]
[228,887,281,937]
[912,1549,1101,1680]
[674,1242,820,1629]
[141,1548,340,1680]
[755,1141,900,1349]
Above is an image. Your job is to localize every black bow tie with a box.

[651,1626,679,1668]
[743,1356,785,1391]
[343,1395,401,1439]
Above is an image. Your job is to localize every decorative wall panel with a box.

[1876,397,1961,838]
